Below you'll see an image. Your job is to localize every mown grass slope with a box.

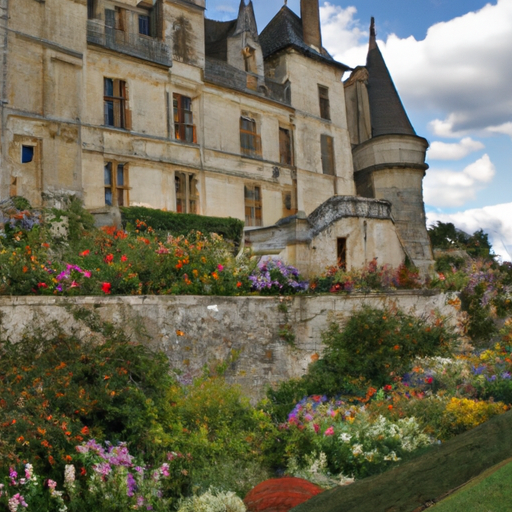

[291,410,512,512]
[432,458,512,511]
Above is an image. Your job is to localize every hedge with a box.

[120,206,244,247]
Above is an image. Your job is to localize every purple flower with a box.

[126,473,137,497]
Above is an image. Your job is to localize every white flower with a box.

[384,451,401,462]
[339,474,355,486]
[352,444,363,456]
[340,433,352,443]
[64,465,75,487]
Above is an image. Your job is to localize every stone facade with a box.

[0,292,459,400]
[0,0,434,274]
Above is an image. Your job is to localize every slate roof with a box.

[259,6,350,71]
[366,18,416,137]
[204,19,237,61]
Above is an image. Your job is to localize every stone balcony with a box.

[87,20,172,68]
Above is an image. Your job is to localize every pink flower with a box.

[83,271,92,278]
[70,281,79,288]
[324,426,335,436]
[217,264,224,271]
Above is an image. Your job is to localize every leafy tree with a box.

[428,222,494,260]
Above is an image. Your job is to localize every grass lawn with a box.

[432,458,512,511]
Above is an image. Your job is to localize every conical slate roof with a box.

[366,18,416,137]
[259,6,350,71]
[234,0,259,40]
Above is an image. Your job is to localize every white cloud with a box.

[322,0,512,135]
[424,154,496,208]
[320,3,366,64]
[428,137,484,160]
[427,203,512,262]
[487,122,512,140]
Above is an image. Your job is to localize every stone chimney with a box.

[301,0,322,51]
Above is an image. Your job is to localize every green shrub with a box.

[315,306,454,391]
[267,306,455,420]
[121,206,244,248]
[0,322,178,481]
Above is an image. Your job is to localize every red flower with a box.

[384,384,392,392]
[425,377,434,384]
[101,282,112,294]
[80,250,90,257]
[236,281,242,288]
[81,426,89,435]
[104,254,114,264]
[37,283,48,288]
[121,255,128,262]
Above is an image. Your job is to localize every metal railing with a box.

[87,20,172,67]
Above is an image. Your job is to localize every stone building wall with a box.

[0,292,459,401]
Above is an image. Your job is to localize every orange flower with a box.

[176,330,184,336]
[49,455,55,465]
[37,427,46,436]
[22,266,28,273]
[212,271,219,280]
[393,345,400,351]
[236,281,242,288]
[64,455,72,462]
[17,436,24,443]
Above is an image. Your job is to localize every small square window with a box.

[22,145,34,164]
[139,15,150,36]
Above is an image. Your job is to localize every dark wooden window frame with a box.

[104,161,130,207]
[104,78,131,129]
[175,171,198,214]
[318,85,331,121]
[279,127,293,166]
[240,116,262,158]
[321,134,335,175]
[173,94,196,143]
[244,184,262,227]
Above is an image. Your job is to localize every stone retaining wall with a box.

[0,291,459,400]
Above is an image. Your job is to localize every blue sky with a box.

[206,1,512,260]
